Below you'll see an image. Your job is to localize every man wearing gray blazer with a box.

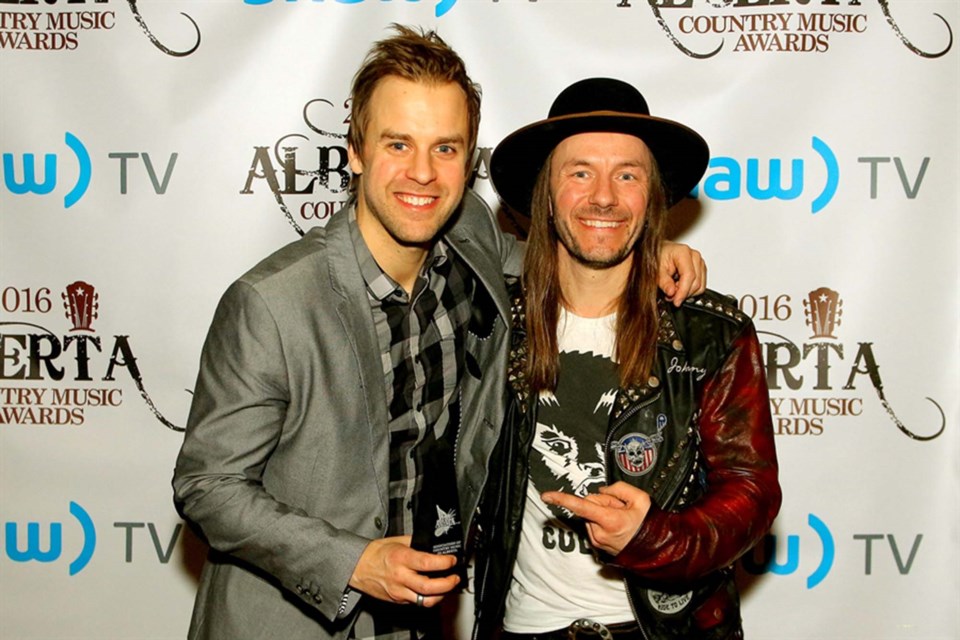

[173,26,705,640]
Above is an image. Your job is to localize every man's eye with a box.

[437,144,456,154]
[389,142,407,151]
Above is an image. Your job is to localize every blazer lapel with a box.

[324,209,390,507]
[445,227,511,326]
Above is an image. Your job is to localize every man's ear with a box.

[347,143,364,175]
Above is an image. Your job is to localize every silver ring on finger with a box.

[416,593,424,607]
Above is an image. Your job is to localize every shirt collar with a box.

[348,206,448,303]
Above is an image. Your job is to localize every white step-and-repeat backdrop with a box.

[1,1,957,638]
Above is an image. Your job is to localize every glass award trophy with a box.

[410,422,466,581]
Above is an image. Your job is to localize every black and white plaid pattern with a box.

[347,210,473,640]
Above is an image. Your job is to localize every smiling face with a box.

[549,132,653,272]
[347,76,470,261]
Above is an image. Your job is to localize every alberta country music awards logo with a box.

[0,281,183,431]
[617,0,953,58]
[240,98,352,236]
[757,286,945,441]
[240,97,493,237]
[0,0,201,56]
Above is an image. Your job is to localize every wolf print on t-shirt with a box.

[531,349,619,522]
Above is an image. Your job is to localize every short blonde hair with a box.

[347,24,482,190]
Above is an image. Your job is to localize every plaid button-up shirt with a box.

[347,210,474,640]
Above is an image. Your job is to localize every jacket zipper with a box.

[605,392,659,640]
[607,388,659,439]
[453,386,463,468]
[607,391,699,640]
[623,581,651,640]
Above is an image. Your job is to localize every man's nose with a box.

[589,174,617,208]
[407,149,437,184]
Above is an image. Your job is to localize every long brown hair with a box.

[522,149,668,392]
[347,24,482,193]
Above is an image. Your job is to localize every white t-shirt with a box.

[502,310,634,633]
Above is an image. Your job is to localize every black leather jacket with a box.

[473,288,781,640]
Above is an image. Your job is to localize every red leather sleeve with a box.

[611,324,781,583]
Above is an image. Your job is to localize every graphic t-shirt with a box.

[502,310,633,633]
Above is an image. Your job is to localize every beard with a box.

[553,205,643,270]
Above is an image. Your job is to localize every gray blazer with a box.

[173,191,520,639]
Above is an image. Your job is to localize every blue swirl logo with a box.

[694,136,839,214]
[2,132,91,209]
[243,0,458,19]
[742,513,836,589]
[4,501,97,576]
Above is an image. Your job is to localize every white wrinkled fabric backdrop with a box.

[1,1,957,637]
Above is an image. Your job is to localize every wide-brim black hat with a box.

[490,78,709,214]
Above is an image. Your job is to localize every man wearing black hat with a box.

[474,78,781,639]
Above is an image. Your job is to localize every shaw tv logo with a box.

[4,502,96,576]
[693,136,838,213]
[2,132,90,208]
[2,131,181,208]
[3,502,187,575]
[742,513,925,589]
[691,137,931,213]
